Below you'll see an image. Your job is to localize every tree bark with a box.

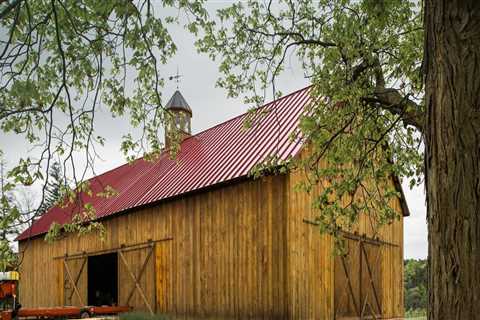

[424,1,480,319]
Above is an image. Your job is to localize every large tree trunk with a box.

[424,1,480,319]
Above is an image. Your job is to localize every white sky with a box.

[0,2,427,259]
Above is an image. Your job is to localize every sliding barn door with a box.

[334,237,384,319]
[118,243,156,313]
[63,256,88,306]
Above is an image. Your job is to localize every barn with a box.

[17,86,408,319]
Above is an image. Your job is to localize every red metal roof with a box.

[17,86,311,240]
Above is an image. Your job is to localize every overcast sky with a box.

[0,2,427,259]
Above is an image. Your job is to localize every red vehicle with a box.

[1,306,131,320]
[0,272,131,320]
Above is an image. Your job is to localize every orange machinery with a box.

[0,272,131,319]
[1,305,131,320]
[0,272,18,312]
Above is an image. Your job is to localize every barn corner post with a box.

[424,0,480,319]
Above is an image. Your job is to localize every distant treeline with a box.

[404,259,427,314]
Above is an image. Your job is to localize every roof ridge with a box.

[87,85,312,182]
[182,85,312,142]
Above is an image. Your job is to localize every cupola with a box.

[164,90,192,148]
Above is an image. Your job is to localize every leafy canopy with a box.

[0,0,207,244]
[0,0,424,252]
[191,0,424,236]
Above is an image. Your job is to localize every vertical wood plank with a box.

[155,242,171,313]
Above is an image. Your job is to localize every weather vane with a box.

[168,66,182,89]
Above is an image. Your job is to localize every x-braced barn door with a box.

[334,234,385,320]
[118,242,156,314]
[59,239,172,311]
[63,255,88,306]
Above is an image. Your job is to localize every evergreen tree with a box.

[39,162,64,214]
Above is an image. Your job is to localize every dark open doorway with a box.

[87,253,118,306]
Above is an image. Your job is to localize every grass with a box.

[119,312,241,320]
[119,310,428,320]
[405,308,427,319]
[119,312,169,320]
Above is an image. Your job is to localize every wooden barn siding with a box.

[285,166,335,319]
[18,163,404,319]
[345,179,404,318]
[284,152,404,319]
[379,202,404,318]
[18,174,288,318]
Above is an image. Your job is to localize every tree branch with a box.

[367,57,424,132]
[371,88,424,132]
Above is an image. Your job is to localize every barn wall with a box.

[18,174,288,318]
[18,162,404,319]
[331,204,404,319]
[284,151,405,319]
[338,179,404,318]
[285,166,335,319]
[378,199,404,318]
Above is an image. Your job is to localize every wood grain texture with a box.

[18,175,288,318]
[18,160,404,319]
[285,149,404,319]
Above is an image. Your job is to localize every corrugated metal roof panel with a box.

[17,86,312,240]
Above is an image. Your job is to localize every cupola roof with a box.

[165,90,192,116]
